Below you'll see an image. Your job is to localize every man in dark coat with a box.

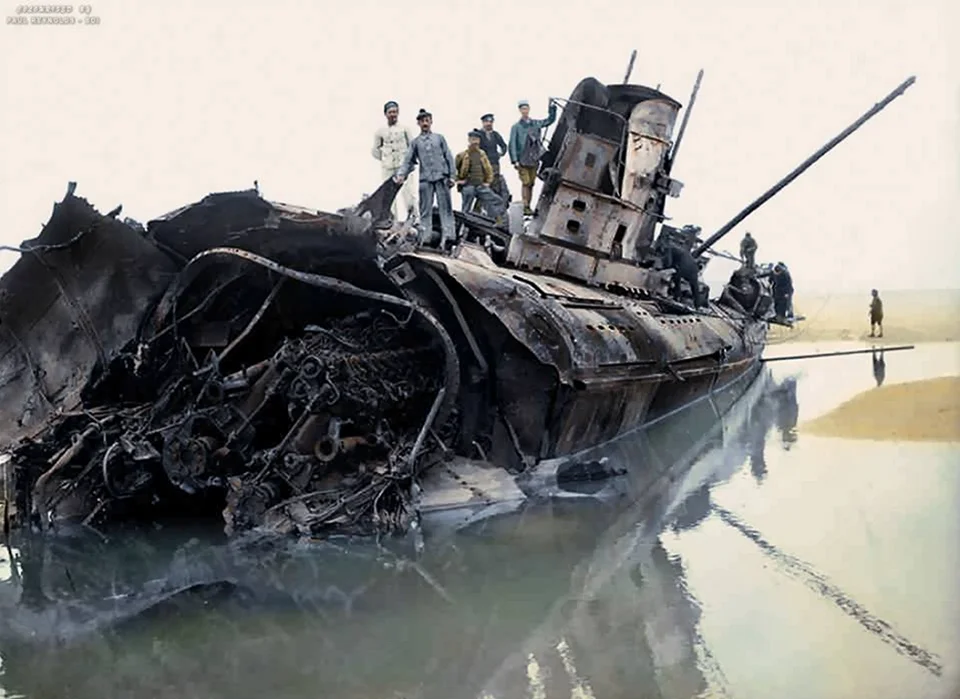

[478,113,511,205]
[663,244,704,308]
[770,263,794,320]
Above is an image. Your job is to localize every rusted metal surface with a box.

[385,249,764,460]
[553,132,620,193]
[619,98,680,258]
[0,189,178,448]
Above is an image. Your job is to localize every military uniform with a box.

[478,114,511,204]
[509,100,557,215]
[397,110,457,246]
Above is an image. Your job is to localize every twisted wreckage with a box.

[0,71,914,539]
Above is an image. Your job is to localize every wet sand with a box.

[802,376,960,442]
[768,289,960,344]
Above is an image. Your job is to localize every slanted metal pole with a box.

[693,75,916,258]
[668,69,704,173]
[762,345,914,362]
[623,49,637,83]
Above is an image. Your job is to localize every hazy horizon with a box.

[2,0,957,296]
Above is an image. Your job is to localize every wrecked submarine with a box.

[0,71,914,539]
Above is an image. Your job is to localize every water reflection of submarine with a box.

[474,378,799,698]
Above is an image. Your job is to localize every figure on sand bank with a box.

[869,289,884,338]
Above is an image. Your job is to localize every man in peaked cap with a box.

[455,130,505,222]
[395,109,458,248]
[372,100,419,223]
[509,98,558,215]
[478,113,510,205]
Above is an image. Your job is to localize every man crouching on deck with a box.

[455,130,506,223]
[395,109,457,248]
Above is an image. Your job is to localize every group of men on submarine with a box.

[370,99,556,247]
[370,100,795,323]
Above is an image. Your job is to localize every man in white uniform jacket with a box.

[372,100,419,223]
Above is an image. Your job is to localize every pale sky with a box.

[1,0,956,293]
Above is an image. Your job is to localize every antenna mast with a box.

[622,49,638,83]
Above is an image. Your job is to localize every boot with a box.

[521,185,533,216]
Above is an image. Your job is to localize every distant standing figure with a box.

[872,348,886,387]
[372,101,419,223]
[869,288,884,338]
[509,99,558,216]
[455,130,506,222]
[740,231,757,269]
[478,113,511,205]
[396,109,457,247]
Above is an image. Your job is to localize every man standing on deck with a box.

[455,130,505,222]
[663,243,705,309]
[740,231,757,269]
[479,113,511,205]
[395,109,457,248]
[869,288,884,338]
[372,101,419,223]
[509,99,558,216]
[769,263,794,321]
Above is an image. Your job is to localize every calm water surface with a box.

[1,342,957,699]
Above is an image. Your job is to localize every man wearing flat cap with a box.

[395,109,457,247]
[478,113,511,205]
[509,98,558,215]
[372,100,419,223]
[455,130,506,222]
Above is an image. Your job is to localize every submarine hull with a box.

[386,247,765,469]
[0,166,765,538]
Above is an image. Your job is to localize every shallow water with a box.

[0,342,957,699]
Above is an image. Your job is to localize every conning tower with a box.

[506,77,685,292]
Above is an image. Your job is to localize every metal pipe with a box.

[407,387,446,472]
[217,278,285,365]
[762,345,914,362]
[32,424,99,525]
[622,49,637,83]
[692,75,916,258]
[668,68,703,173]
